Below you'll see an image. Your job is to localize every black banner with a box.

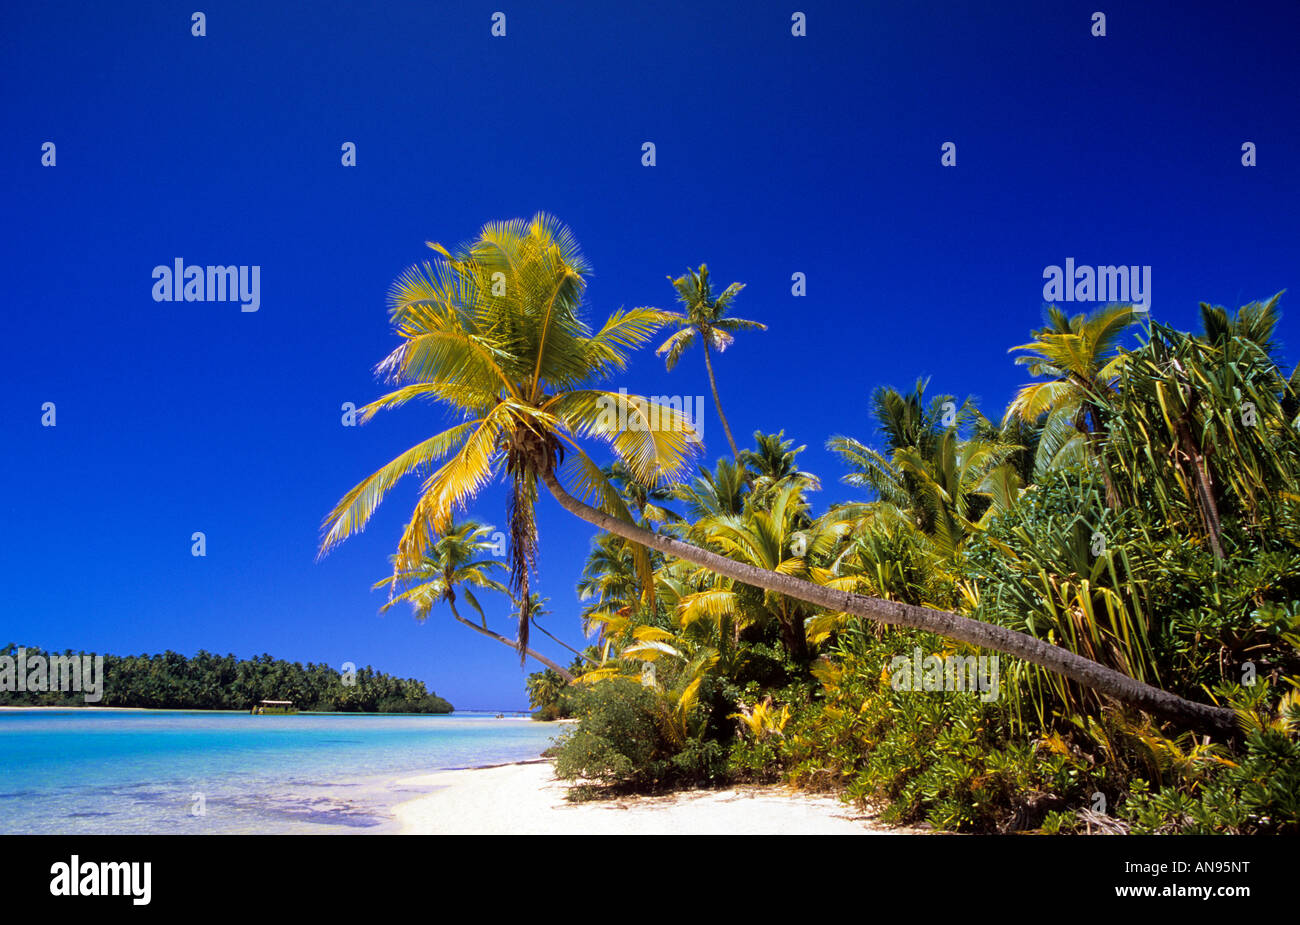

[0,834,1280,911]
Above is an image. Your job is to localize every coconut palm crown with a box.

[656,264,767,458]
[321,213,701,659]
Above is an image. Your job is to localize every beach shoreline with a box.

[392,759,919,835]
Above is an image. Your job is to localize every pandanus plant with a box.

[320,213,1238,736]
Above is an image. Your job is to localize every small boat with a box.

[251,700,298,715]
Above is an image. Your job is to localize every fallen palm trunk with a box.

[542,468,1238,737]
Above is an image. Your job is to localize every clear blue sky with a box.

[3,1,1297,709]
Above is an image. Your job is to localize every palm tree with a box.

[525,668,568,711]
[740,430,821,502]
[601,460,681,527]
[828,383,1019,563]
[1198,292,1283,357]
[669,457,750,521]
[1005,303,1138,506]
[321,213,697,661]
[656,264,767,459]
[577,534,642,621]
[375,520,574,679]
[323,216,1237,736]
[892,429,1018,559]
[679,481,828,660]
[828,380,978,535]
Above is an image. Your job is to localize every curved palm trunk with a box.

[447,599,574,681]
[533,620,597,665]
[541,469,1237,737]
[702,339,741,460]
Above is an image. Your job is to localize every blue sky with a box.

[3,1,1297,709]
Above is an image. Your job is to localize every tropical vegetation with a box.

[324,213,1300,832]
[0,644,453,713]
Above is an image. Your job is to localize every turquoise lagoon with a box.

[0,710,560,834]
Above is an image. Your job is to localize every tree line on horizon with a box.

[0,644,453,713]
[321,213,1299,832]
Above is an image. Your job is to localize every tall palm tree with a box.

[323,216,1237,736]
[375,520,574,679]
[656,264,767,459]
[321,213,697,661]
[1005,303,1138,506]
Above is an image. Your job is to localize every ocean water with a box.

[0,710,562,834]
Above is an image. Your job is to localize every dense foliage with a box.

[526,659,587,720]
[538,295,1300,833]
[0,644,453,713]
[323,212,1298,833]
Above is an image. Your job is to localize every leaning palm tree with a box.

[375,520,574,679]
[656,264,767,459]
[322,215,1237,736]
[322,213,697,661]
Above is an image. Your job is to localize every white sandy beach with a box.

[394,760,918,835]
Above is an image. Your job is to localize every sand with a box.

[393,760,918,835]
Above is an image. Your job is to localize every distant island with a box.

[0,644,453,714]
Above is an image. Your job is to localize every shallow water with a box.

[0,710,560,834]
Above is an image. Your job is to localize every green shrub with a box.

[761,625,1107,831]
[552,679,665,790]
[551,678,727,796]
[1120,685,1300,833]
